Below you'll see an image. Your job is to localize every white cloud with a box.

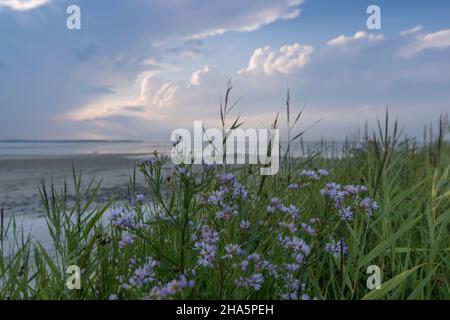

[399,28,450,57]
[153,82,178,108]
[61,71,172,121]
[400,25,423,36]
[190,66,210,86]
[0,0,50,11]
[327,31,384,47]
[58,25,450,141]
[142,58,177,71]
[189,0,303,40]
[238,43,314,75]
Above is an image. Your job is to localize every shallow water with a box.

[0,140,172,156]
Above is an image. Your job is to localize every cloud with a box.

[327,31,384,47]
[57,28,450,140]
[400,25,423,36]
[190,66,210,86]
[61,69,179,122]
[166,40,204,60]
[3,0,449,141]
[142,58,177,71]
[62,71,157,122]
[83,85,115,95]
[187,0,304,40]
[0,0,50,11]
[399,28,450,57]
[152,82,178,108]
[238,43,314,75]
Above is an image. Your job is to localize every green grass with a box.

[0,94,449,300]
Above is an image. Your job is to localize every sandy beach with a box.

[0,154,149,218]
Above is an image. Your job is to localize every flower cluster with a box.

[287,183,298,191]
[108,208,136,228]
[324,238,349,258]
[202,173,248,221]
[106,163,377,300]
[119,233,134,248]
[280,274,308,300]
[150,274,195,299]
[222,244,244,259]
[235,273,264,291]
[320,183,379,220]
[139,155,166,167]
[174,165,192,178]
[236,252,278,292]
[193,224,219,268]
[119,257,160,289]
[266,198,300,220]
[278,235,311,258]
[300,169,329,181]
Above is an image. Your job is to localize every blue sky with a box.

[0,0,449,140]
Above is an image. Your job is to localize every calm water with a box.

[0,140,355,158]
[0,140,171,156]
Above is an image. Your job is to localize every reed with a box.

[0,90,449,300]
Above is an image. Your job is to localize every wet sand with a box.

[0,154,148,218]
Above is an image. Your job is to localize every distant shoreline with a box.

[0,152,154,160]
[0,139,143,143]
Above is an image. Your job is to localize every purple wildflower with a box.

[285,263,300,273]
[139,155,165,166]
[194,225,219,268]
[266,205,276,214]
[110,208,136,228]
[288,183,298,190]
[119,234,134,248]
[301,170,320,180]
[236,273,264,291]
[270,197,281,205]
[279,222,298,234]
[151,274,195,299]
[325,239,348,258]
[126,257,160,288]
[278,235,311,256]
[222,244,244,259]
[240,220,250,230]
[338,206,354,221]
[360,197,379,217]
[344,185,368,195]
[300,223,315,235]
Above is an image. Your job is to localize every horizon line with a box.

[0,139,144,143]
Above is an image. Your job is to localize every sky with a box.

[0,0,449,141]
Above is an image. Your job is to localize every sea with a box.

[0,140,172,157]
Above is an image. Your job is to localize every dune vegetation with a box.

[1,91,449,300]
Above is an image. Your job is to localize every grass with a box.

[0,91,449,300]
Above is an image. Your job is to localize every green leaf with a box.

[362,264,426,300]
[37,241,61,281]
[358,215,422,267]
[407,265,438,300]
[82,199,113,240]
